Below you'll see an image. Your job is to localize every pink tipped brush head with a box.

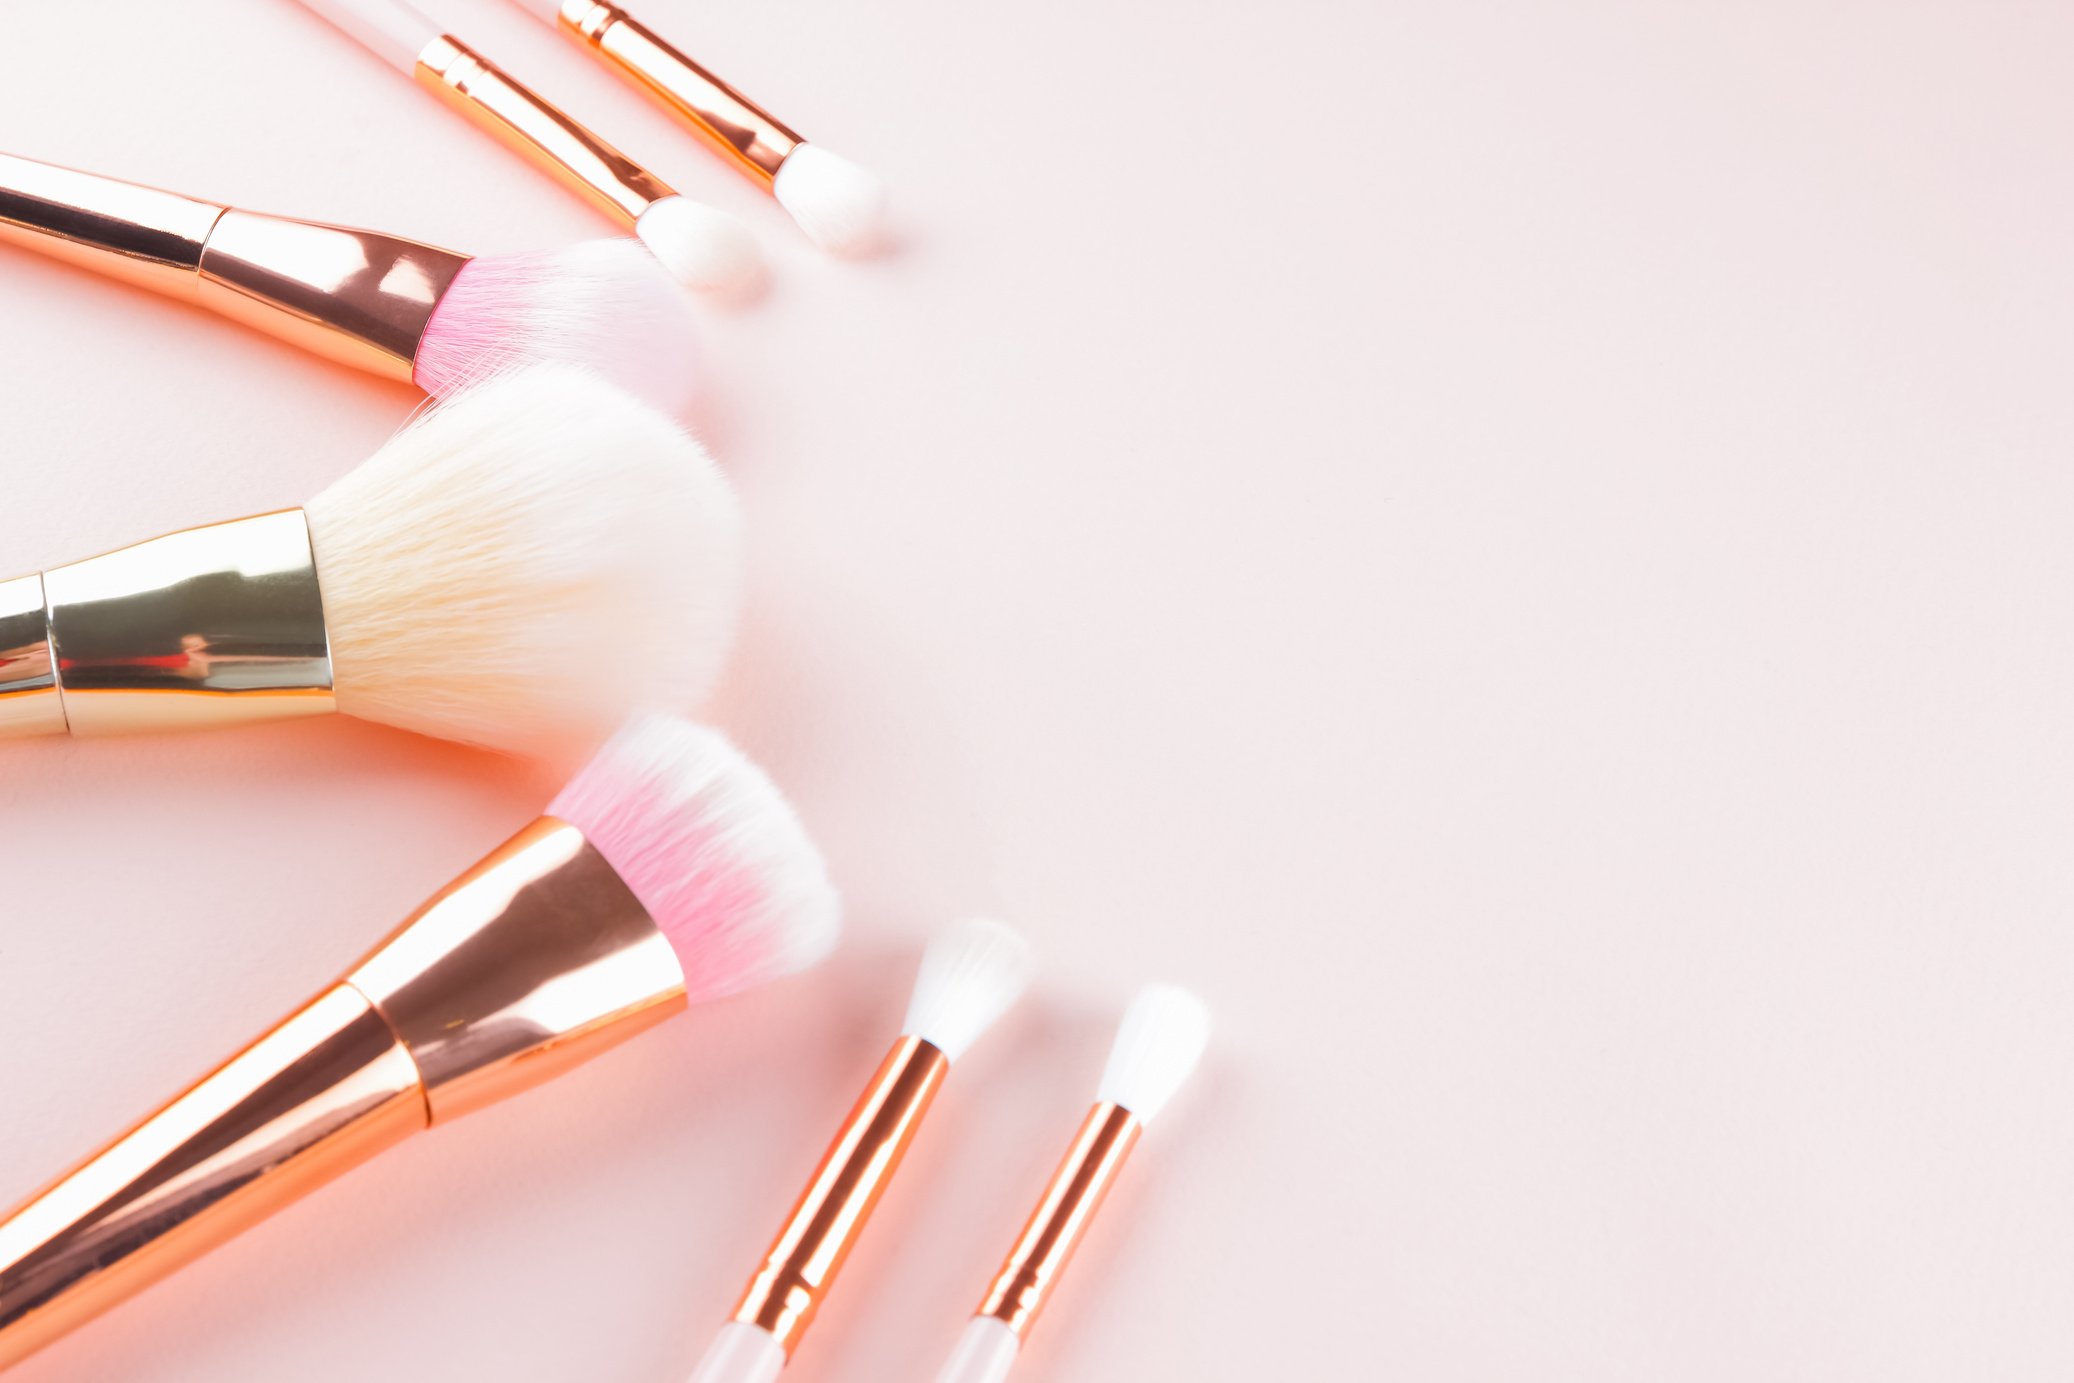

[0,151,698,411]
[687,919,1035,1383]
[933,985,1212,1383]
[293,0,764,295]
[0,714,840,1371]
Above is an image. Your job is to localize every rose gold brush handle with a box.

[976,1102,1141,1342]
[549,0,800,185]
[0,152,467,380]
[0,820,688,1370]
[0,984,428,1370]
[731,1035,949,1357]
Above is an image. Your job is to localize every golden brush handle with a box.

[0,984,428,1369]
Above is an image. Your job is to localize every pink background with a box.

[4,1,2074,1378]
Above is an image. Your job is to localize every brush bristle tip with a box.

[772,144,888,256]
[1096,983,1211,1123]
[636,197,765,296]
[901,917,1033,1062]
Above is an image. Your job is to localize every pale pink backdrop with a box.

[4,1,2074,1379]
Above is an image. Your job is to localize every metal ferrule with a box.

[732,1034,950,1356]
[0,152,468,381]
[976,1101,1143,1342]
[554,0,801,185]
[414,34,674,224]
[0,818,687,1370]
[0,509,333,738]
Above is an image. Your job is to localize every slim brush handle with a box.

[294,0,675,226]
[934,1318,1021,1383]
[0,985,429,1370]
[535,1,801,184]
[0,152,225,295]
[685,1322,786,1383]
[293,0,442,72]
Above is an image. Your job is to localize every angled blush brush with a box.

[0,714,840,1371]
[506,0,888,255]
[0,365,738,756]
[0,150,699,411]
[688,919,1034,1383]
[933,985,1212,1383]
[291,0,763,294]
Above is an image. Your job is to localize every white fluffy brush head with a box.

[902,918,1034,1062]
[548,713,840,1001]
[413,237,699,414]
[304,364,741,758]
[1097,984,1212,1124]
[635,196,766,298]
[771,144,888,256]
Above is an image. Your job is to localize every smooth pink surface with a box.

[3,2,2073,1379]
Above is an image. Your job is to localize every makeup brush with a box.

[933,985,1212,1383]
[0,713,840,1371]
[0,364,738,756]
[291,0,763,294]
[0,151,699,412]
[689,918,1034,1383]
[507,0,888,255]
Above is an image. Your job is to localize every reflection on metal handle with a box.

[555,0,799,184]
[977,1102,1141,1342]
[0,152,466,380]
[0,985,428,1371]
[0,817,688,1369]
[415,33,673,224]
[733,1035,950,1356]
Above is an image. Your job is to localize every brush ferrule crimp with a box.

[0,509,334,738]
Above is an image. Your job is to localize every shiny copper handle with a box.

[732,1035,949,1356]
[0,985,429,1371]
[556,1,799,184]
[0,151,224,294]
[977,1102,1141,1342]
[414,33,673,224]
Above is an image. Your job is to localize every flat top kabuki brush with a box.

[507,0,889,255]
[688,919,1035,1383]
[0,714,840,1371]
[934,985,1212,1383]
[0,151,699,411]
[0,364,739,756]
[292,0,763,295]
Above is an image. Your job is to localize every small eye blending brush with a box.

[507,0,889,255]
[0,151,699,412]
[688,919,1036,1383]
[0,364,739,756]
[933,985,1212,1383]
[0,714,841,1371]
[291,0,764,295]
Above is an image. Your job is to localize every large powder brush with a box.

[0,364,740,756]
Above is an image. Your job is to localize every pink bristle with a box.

[412,239,699,413]
[547,715,839,1001]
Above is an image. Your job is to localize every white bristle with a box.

[549,714,841,1002]
[305,365,741,757]
[901,919,1033,1062]
[635,196,765,296]
[413,238,699,414]
[1095,984,1211,1123]
[771,144,888,256]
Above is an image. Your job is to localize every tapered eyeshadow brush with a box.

[933,985,1212,1383]
[0,713,840,1371]
[687,919,1034,1383]
[0,150,700,411]
[291,0,764,294]
[506,0,888,255]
